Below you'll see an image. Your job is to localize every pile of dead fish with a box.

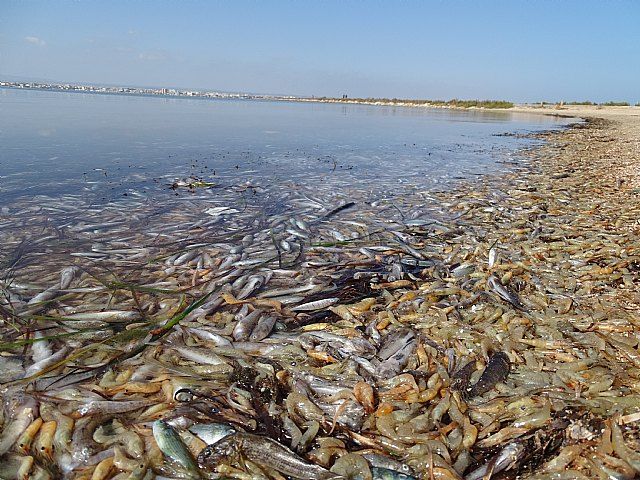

[1,117,640,480]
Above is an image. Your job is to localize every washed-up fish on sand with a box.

[1,117,639,480]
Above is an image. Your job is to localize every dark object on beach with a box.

[324,202,356,219]
[466,351,511,398]
[451,360,477,393]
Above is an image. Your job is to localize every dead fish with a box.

[188,423,236,446]
[324,201,356,218]
[487,275,525,310]
[292,298,339,311]
[26,286,60,306]
[362,453,414,477]
[233,308,263,341]
[197,432,340,479]
[153,420,201,478]
[24,346,70,378]
[371,466,417,480]
[488,245,499,268]
[249,315,276,341]
[237,274,265,300]
[465,441,524,480]
[59,266,82,289]
[374,328,417,379]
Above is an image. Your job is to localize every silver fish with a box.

[292,297,339,311]
[487,274,525,310]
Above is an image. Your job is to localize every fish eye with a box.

[174,387,195,402]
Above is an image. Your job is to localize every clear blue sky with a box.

[1,1,638,102]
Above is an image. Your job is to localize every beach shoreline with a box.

[1,93,639,478]
[525,104,640,189]
[303,98,640,187]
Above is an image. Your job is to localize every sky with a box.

[1,1,639,103]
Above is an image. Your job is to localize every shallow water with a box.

[0,87,577,290]
[0,88,573,205]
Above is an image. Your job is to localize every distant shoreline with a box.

[0,84,286,103]
[3,83,639,121]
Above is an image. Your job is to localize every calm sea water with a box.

[0,88,573,205]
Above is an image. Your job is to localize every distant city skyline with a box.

[1,0,639,103]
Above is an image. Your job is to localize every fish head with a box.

[197,437,239,469]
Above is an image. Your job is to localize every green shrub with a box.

[601,101,630,106]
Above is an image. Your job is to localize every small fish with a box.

[237,275,265,300]
[173,346,226,366]
[59,265,81,289]
[361,454,414,477]
[451,263,474,278]
[488,245,498,268]
[27,286,60,306]
[465,441,524,480]
[292,298,339,311]
[371,466,417,480]
[233,308,263,341]
[249,315,276,341]
[62,311,141,323]
[188,423,236,446]
[374,329,417,379]
[30,330,53,364]
[197,432,340,479]
[152,420,201,478]
[74,399,151,417]
[324,201,356,218]
[24,347,70,378]
[487,275,525,310]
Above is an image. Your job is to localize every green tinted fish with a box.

[152,420,201,478]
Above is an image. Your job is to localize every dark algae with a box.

[466,352,511,398]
